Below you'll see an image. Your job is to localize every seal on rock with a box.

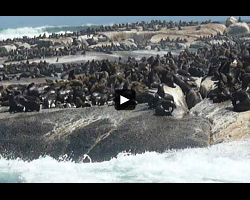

[8,94,25,113]
[186,89,202,109]
[18,96,40,112]
[155,104,172,116]
[157,84,175,102]
[232,90,250,112]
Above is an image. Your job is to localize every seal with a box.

[242,73,250,90]
[56,87,70,104]
[73,87,86,104]
[233,95,250,112]
[232,90,249,104]
[155,104,172,116]
[84,102,92,107]
[148,70,161,88]
[161,71,176,88]
[157,84,175,102]
[44,95,56,109]
[208,82,232,103]
[188,67,205,77]
[18,96,40,112]
[97,94,108,106]
[2,73,11,81]
[150,93,176,112]
[55,101,64,109]
[160,99,177,113]
[26,82,41,97]
[75,97,85,108]
[173,75,190,95]
[68,69,76,81]
[186,89,202,109]
[64,103,72,108]
[8,94,25,113]
[136,92,154,106]
[177,69,193,79]
[24,95,41,104]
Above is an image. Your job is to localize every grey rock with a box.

[190,99,250,145]
[227,22,250,36]
[0,104,211,162]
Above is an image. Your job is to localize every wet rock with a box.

[0,104,211,162]
[87,113,211,162]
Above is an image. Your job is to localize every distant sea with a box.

[0,16,249,40]
[0,16,249,29]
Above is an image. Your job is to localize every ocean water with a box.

[0,16,249,40]
[0,25,87,40]
[0,140,250,183]
[1,16,249,29]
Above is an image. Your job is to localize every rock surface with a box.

[100,23,226,48]
[0,96,249,163]
[225,16,238,27]
[150,24,226,45]
[227,22,250,36]
[189,41,210,49]
[190,99,250,145]
[0,104,211,162]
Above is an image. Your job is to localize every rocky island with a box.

[0,16,249,163]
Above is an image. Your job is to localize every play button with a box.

[114,89,137,110]
[120,95,129,105]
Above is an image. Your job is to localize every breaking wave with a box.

[1,140,250,183]
[0,24,100,40]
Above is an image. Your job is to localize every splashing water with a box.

[1,140,250,183]
[0,25,91,40]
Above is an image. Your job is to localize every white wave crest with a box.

[1,139,250,183]
[0,22,117,41]
[0,26,73,40]
[0,26,47,40]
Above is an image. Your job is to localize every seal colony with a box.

[0,16,249,163]
[0,18,226,63]
[0,17,250,116]
[1,46,250,116]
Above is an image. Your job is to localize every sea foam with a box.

[0,25,85,40]
[0,139,250,183]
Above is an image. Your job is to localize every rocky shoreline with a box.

[0,97,249,163]
[190,99,250,145]
[0,17,250,163]
[0,103,210,162]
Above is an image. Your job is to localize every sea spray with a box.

[1,140,250,183]
[0,26,49,40]
[0,23,118,41]
[0,25,99,40]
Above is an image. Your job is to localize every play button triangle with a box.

[120,95,129,105]
[114,89,136,110]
